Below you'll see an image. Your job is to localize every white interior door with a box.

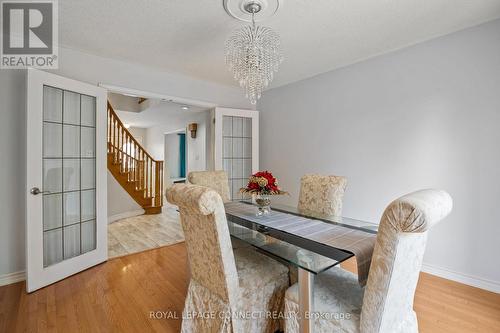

[213,107,259,200]
[26,69,107,292]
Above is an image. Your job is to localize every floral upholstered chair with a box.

[166,184,289,333]
[298,174,348,217]
[286,174,348,283]
[187,170,250,249]
[284,189,453,333]
[187,170,231,203]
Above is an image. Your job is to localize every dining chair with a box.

[187,170,231,203]
[187,170,250,249]
[286,174,348,283]
[284,189,453,333]
[298,174,348,216]
[166,184,289,333]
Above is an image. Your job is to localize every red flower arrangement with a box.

[240,171,288,196]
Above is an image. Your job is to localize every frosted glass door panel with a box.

[81,220,96,253]
[43,86,62,122]
[81,95,96,126]
[81,127,95,157]
[43,122,62,158]
[63,224,81,259]
[42,86,97,267]
[43,159,62,193]
[43,194,62,231]
[63,125,80,157]
[43,229,63,267]
[63,192,80,225]
[81,159,95,190]
[63,91,80,125]
[222,115,252,200]
[63,159,80,191]
[81,189,96,221]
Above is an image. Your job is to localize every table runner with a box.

[224,201,376,285]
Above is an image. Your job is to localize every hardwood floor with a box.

[0,244,189,333]
[342,258,500,332]
[1,244,499,333]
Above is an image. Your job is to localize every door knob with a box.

[30,187,50,195]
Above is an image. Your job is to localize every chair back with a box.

[188,170,231,202]
[360,189,453,332]
[298,174,347,216]
[166,184,239,305]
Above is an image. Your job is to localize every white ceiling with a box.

[115,98,208,129]
[60,0,500,89]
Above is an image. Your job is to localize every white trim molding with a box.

[0,271,26,287]
[108,209,145,224]
[99,84,217,109]
[422,263,500,294]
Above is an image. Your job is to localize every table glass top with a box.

[228,221,341,274]
[226,201,378,274]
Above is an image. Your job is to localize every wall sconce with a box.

[188,123,198,138]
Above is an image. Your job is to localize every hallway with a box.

[108,205,184,258]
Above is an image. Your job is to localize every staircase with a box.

[107,101,164,214]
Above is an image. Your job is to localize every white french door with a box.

[213,107,259,200]
[26,69,107,292]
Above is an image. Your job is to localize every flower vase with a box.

[255,194,271,216]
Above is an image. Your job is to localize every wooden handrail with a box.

[107,101,156,161]
[107,101,164,211]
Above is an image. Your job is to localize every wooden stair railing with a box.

[107,101,163,214]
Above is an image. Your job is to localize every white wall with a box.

[0,46,250,279]
[107,171,143,220]
[165,133,182,178]
[258,19,500,291]
[128,126,147,146]
[0,70,26,278]
[187,112,211,173]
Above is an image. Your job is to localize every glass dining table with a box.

[225,200,378,333]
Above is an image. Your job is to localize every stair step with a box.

[143,206,162,215]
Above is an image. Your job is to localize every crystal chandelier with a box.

[225,1,283,104]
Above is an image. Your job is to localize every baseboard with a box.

[108,209,145,224]
[0,270,25,286]
[422,263,500,294]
